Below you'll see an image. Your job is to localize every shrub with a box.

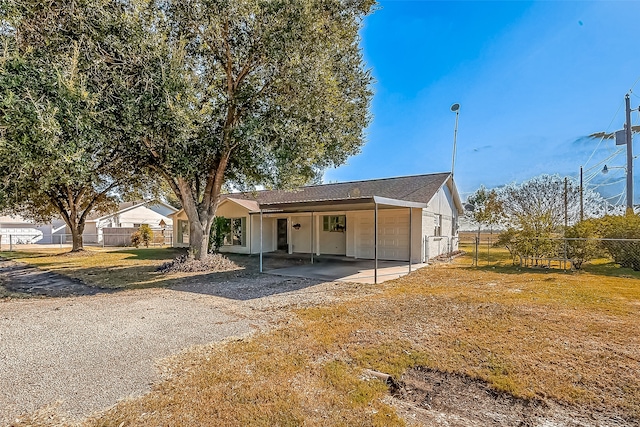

[209,216,231,253]
[595,214,640,270]
[130,231,142,248]
[564,220,600,270]
[139,224,153,247]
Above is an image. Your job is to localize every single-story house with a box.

[171,172,463,263]
[78,201,178,244]
[0,215,67,245]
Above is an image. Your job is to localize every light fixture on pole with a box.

[602,164,625,175]
[450,103,460,176]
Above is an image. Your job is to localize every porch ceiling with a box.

[252,196,427,214]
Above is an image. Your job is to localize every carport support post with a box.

[310,212,314,264]
[259,210,263,273]
[409,208,412,273]
[374,202,378,284]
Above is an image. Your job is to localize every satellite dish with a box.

[450,103,460,112]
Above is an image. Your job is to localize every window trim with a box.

[322,215,346,232]
[222,217,246,247]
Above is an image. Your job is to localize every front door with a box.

[277,218,288,251]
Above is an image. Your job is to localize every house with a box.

[79,201,178,244]
[170,172,463,263]
[0,215,67,245]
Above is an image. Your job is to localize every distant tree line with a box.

[465,174,640,270]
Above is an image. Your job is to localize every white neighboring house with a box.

[0,215,67,245]
[170,172,463,263]
[80,201,178,243]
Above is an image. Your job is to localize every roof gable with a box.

[87,201,179,222]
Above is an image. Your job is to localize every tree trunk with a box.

[69,221,85,252]
[185,214,214,260]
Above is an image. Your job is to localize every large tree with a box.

[464,185,503,234]
[0,0,148,251]
[498,174,605,233]
[136,0,374,259]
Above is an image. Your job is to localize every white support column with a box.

[409,208,412,273]
[374,203,378,284]
[259,210,263,273]
[315,215,321,256]
[311,212,314,264]
[288,216,293,254]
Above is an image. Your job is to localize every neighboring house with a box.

[0,215,66,245]
[79,201,178,244]
[171,172,463,263]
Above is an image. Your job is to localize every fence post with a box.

[474,236,479,266]
[9,234,12,252]
[487,237,491,265]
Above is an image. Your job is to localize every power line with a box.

[583,100,625,168]
[584,148,625,177]
[590,177,626,189]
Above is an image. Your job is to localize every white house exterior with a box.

[0,215,67,245]
[80,201,178,243]
[171,173,463,263]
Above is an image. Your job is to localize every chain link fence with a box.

[458,232,640,272]
[0,232,172,251]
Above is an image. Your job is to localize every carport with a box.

[256,196,428,284]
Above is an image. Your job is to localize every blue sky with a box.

[323,0,640,204]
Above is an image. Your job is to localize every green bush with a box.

[131,231,142,248]
[564,220,600,270]
[139,224,153,247]
[595,214,640,270]
[209,216,231,253]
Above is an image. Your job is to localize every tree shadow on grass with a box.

[58,262,325,301]
[581,261,640,279]
[467,262,640,280]
[3,251,327,301]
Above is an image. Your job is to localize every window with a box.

[178,220,189,244]
[223,217,246,246]
[434,214,442,237]
[323,215,346,232]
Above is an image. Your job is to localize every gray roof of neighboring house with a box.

[222,172,453,207]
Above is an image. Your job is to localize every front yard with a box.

[4,247,640,426]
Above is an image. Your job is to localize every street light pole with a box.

[450,103,460,176]
[625,94,634,212]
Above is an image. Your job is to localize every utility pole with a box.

[625,94,634,213]
[580,166,584,221]
[564,177,568,228]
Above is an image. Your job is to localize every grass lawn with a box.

[65,253,637,426]
[5,247,640,425]
[0,247,189,290]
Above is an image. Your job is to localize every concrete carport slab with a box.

[265,258,428,284]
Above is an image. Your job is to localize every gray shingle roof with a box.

[222,172,451,206]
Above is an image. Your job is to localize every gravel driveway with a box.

[0,273,376,425]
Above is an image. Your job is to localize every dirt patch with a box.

[0,258,108,297]
[391,367,635,427]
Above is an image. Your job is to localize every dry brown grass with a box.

[65,259,640,427]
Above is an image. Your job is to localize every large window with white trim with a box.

[323,215,346,232]
[223,217,246,246]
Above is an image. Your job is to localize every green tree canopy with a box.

[0,0,150,250]
[135,0,375,258]
[464,185,503,233]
